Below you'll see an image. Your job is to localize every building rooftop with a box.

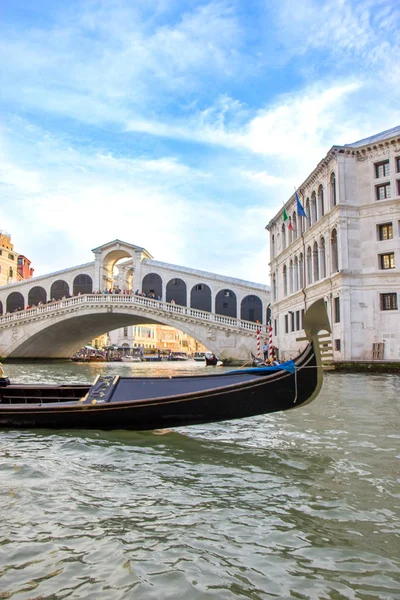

[345,125,400,149]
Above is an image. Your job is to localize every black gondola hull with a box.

[0,340,321,431]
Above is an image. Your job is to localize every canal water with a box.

[1,361,399,599]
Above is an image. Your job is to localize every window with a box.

[301,309,304,328]
[375,160,389,178]
[290,312,295,332]
[223,302,228,309]
[397,180,400,196]
[378,223,393,240]
[380,293,398,310]
[379,253,395,269]
[196,284,203,291]
[123,327,128,337]
[8,253,14,260]
[331,229,339,272]
[376,183,391,200]
[334,339,341,351]
[334,297,340,323]
[274,318,278,336]
[330,172,337,207]
[285,314,289,333]
[296,310,300,331]
[396,157,400,173]
[223,290,231,297]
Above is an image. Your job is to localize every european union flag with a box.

[296,191,307,217]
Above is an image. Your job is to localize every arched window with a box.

[292,212,297,240]
[299,252,304,288]
[73,274,93,295]
[166,278,187,306]
[318,184,324,218]
[240,295,262,322]
[281,223,286,251]
[313,241,320,281]
[283,265,288,297]
[8,267,13,280]
[307,246,312,284]
[331,229,339,272]
[330,172,337,207]
[272,273,277,302]
[320,237,326,279]
[28,286,47,306]
[294,256,299,291]
[311,191,317,225]
[271,234,275,259]
[142,273,163,299]
[191,283,212,312]
[50,280,69,300]
[215,289,237,318]
[289,260,294,294]
[6,292,25,313]
[305,198,311,231]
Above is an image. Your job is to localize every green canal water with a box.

[1,361,399,599]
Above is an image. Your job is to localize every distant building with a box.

[108,323,209,354]
[0,232,34,286]
[266,125,400,362]
[17,255,34,281]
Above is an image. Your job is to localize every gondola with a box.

[0,300,330,431]
[205,353,219,366]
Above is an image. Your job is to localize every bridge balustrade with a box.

[0,294,266,332]
[0,293,266,334]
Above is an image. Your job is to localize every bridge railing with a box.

[0,293,266,333]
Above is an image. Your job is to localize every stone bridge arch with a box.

[191,283,211,312]
[215,288,237,318]
[166,278,187,306]
[4,305,217,359]
[142,273,163,299]
[73,274,93,295]
[50,280,70,300]
[28,286,47,306]
[7,291,25,313]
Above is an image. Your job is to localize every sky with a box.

[0,0,399,285]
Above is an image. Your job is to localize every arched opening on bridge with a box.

[73,274,93,295]
[142,273,162,299]
[166,278,187,306]
[241,295,262,322]
[28,286,47,307]
[190,283,211,312]
[215,289,237,318]
[6,292,25,313]
[0,301,3,315]
[50,280,70,300]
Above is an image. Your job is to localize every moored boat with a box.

[0,300,330,431]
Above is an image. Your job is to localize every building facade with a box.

[266,125,400,362]
[0,232,34,287]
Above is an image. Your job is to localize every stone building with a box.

[266,125,400,362]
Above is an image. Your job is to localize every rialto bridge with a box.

[0,240,271,362]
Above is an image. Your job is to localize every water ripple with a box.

[1,370,399,598]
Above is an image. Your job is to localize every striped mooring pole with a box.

[268,322,273,359]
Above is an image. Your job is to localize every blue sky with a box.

[0,0,399,283]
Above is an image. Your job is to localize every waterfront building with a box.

[108,323,208,355]
[0,232,34,287]
[266,125,400,363]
